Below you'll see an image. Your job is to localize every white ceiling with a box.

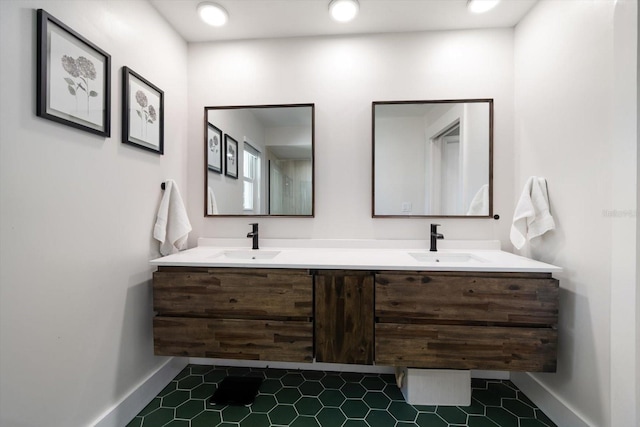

[149,0,538,43]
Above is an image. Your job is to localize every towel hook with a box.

[160,182,166,190]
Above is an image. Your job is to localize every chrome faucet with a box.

[430,223,444,252]
[247,223,259,250]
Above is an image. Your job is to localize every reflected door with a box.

[441,134,461,214]
[428,125,462,215]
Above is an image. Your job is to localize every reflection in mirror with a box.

[372,99,493,217]
[205,104,314,216]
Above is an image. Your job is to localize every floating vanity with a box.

[150,239,561,405]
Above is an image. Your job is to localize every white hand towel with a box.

[207,186,219,215]
[510,177,556,249]
[466,184,489,215]
[154,180,192,256]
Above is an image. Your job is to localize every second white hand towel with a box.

[510,177,556,249]
[466,184,489,215]
[154,180,192,256]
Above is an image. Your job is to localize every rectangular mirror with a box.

[372,99,493,217]
[205,104,314,217]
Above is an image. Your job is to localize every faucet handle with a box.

[429,223,443,252]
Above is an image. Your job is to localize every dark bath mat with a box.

[210,376,263,406]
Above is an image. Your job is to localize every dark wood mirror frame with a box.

[372,99,494,218]
[204,104,315,217]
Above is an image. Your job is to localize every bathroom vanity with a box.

[151,239,560,374]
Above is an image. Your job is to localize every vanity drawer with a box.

[154,316,314,362]
[153,268,313,319]
[375,323,557,372]
[375,272,559,327]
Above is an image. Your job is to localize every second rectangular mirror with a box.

[205,104,314,217]
[372,99,493,217]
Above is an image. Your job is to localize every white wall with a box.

[637,0,640,417]
[188,29,514,243]
[610,1,638,425]
[462,102,490,209]
[512,1,637,426]
[374,116,426,215]
[0,1,188,426]
[265,125,312,148]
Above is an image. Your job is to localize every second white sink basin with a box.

[223,250,281,260]
[408,252,486,263]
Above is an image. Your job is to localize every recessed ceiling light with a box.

[197,2,228,27]
[329,0,359,23]
[467,0,500,14]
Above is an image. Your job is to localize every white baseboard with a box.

[510,372,592,427]
[187,358,397,374]
[471,370,510,380]
[92,358,188,427]
[187,358,510,381]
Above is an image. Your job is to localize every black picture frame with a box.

[122,67,164,154]
[225,134,238,179]
[36,9,111,137]
[207,123,223,173]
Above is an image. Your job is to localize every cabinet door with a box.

[315,271,374,365]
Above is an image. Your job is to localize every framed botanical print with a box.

[122,67,164,154]
[207,123,223,173]
[36,9,111,136]
[224,134,238,179]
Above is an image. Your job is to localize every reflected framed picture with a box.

[36,9,111,136]
[207,123,223,173]
[122,67,164,154]
[225,134,238,179]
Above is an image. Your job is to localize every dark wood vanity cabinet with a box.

[374,271,559,372]
[152,267,558,372]
[314,270,374,365]
[153,267,314,362]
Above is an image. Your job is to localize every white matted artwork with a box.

[122,67,164,154]
[36,9,111,136]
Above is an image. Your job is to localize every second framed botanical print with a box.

[122,67,164,154]
[224,135,238,179]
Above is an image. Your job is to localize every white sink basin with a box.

[408,252,486,263]
[222,250,281,260]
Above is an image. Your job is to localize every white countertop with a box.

[150,239,562,273]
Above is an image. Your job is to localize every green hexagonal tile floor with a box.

[127,365,557,427]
